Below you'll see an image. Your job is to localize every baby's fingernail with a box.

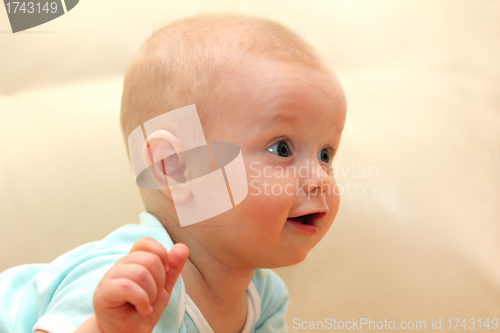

[148,305,154,314]
[165,265,169,273]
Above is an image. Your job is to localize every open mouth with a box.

[287,213,316,226]
[286,213,321,235]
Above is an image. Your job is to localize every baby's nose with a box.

[300,161,332,195]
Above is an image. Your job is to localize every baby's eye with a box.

[267,140,292,158]
[318,148,331,163]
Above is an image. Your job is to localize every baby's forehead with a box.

[230,60,342,110]
[210,65,344,138]
[216,58,340,102]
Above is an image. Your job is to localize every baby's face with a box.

[192,58,346,268]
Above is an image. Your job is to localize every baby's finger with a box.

[129,237,170,269]
[117,251,166,296]
[107,263,158,304]
[149,288,173,320]
[164,243,189,294]
[102,277,153,316]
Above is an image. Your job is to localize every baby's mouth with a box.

[286,213,322,235]
[287,214,316,226]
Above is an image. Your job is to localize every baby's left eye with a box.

[318,148,331,163]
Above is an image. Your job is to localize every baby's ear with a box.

[143,130,177,168]
[142,130,191,203]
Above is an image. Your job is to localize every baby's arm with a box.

[36,237,188,333]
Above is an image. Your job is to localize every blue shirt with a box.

[0,212,289,333]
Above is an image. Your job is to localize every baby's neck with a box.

[181,252,253,332]
[150,205,254,331]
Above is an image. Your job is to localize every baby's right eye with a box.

[267,140,292,158]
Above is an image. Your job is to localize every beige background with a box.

[1,0,499,330]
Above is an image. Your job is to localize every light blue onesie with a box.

[0,212,289,333]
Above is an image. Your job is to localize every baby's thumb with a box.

[163,243,189,294]
[149,244,189,321]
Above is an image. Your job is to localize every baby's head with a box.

[120,13,346,269]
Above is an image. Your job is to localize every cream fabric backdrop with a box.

[1,0,499,330]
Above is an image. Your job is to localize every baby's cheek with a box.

[246,177,293,222]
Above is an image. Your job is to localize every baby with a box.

[0,13,346,333]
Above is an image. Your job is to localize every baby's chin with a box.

[251,244,313,269]
[259,254,309,270]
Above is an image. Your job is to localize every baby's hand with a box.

[93,237,189,333]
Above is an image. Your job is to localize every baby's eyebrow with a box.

[270,112,298,124]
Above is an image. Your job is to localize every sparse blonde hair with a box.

[120,12,328,143]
